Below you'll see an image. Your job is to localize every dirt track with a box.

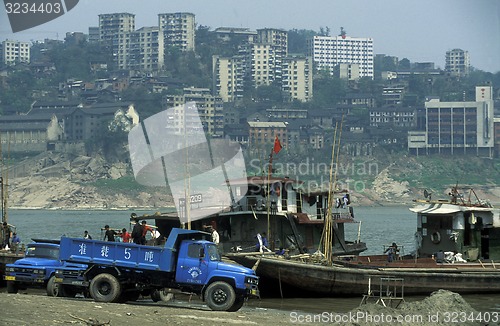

[1,289,496,325]
[0,290,290,326]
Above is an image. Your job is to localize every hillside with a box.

[3,150,500,210]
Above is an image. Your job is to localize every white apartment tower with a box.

[282,56,313,102]
[308,35,374,79]
[158,12,196,52]
[128,27,162,71]
[445,48,470,77]
[98,13,135,70]
[98,13,135,43]
[1,40,30,65]
[212,55,245,102]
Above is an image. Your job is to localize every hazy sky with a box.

[1,0,499,72]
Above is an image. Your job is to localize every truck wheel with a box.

[227,297,245,312]
[89,273,122,303]
[6,281,18,294]
[204,281,236,311]
[159,289,174,302]
[151,289,161,302]
[47,275,66,297]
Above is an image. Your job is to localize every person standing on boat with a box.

[103,225,117,242]
[131,219,143,244]
[384,242,399,262]
[141,220,153,245]
[121,228,131,243]
[83,230,92,240]
[2,222,12,249]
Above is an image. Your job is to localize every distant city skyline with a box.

[1,0,499,73]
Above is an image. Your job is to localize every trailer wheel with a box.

[227,297,245,312]
[89,273,122,303]
[47,275,66,297]
[205,281,236,311]
[6,281,18,294]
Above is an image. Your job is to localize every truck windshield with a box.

[25,245,59,259]
[207,244,220,261]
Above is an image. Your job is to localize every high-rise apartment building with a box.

[308,35,374,79]
[408,86,494,156]
[158,12,196,52]
[164,87,224,136]
[1,40,30,65]
[128,27,162,71]
[445,48,470,77]
[213,28,311,103]
[98,13,135,43]
[212,55,245,102]
[98,13,135,70]
[282,56,313,102]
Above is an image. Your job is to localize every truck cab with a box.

[4,241,86,297]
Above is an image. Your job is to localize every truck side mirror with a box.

[199,248,205,259]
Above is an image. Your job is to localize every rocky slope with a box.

[4,152,500,209]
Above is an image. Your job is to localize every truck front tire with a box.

[227,297,245,312]
[47,275,66,297]
[6,281,18,294]
[89,273,122,303]
[204,281,236,311]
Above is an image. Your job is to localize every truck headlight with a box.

[6,267,14,272]
[245,276,259,285]
[33,269,44,274]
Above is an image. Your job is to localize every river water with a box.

[6,206,500,314]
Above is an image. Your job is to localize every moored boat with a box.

[226,186,500,297]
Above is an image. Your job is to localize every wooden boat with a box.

[132,176,367,257]
[225,187,500,296]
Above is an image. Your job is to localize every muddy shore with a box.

[1,289,496,326]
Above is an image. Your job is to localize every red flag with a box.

[273,136,282,154]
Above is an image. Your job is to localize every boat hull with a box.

[228,255,500,296]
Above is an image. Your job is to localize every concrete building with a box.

[257,28,288,57]
[308,35,374,79]
[248,121,287,150]
[214,27,257,43]
[128,26,162,71]
[334,63,360,80]
[445,48,470,77]
[282,56,313,102]
[98,13,135,70]
[212,55,245,102]
[158,12,195,52]
[164,87,224,136]
[408,86,494,156]
[370,106,416,127]
[1,40,30,65]
[98,13,135,43]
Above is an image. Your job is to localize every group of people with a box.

[83,220,162,245]
[1,222,20,251]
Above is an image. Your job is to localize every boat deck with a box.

[335,254,500,271]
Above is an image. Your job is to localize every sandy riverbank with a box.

[0,289,495,326]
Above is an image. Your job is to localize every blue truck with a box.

[3,240,86,297]
[56,228,259,311]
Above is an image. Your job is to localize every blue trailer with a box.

[57,228,259,311]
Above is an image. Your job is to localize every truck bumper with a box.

[3,275,45,284]
[54,277,88,288]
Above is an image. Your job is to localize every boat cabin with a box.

[411,189,500,261]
